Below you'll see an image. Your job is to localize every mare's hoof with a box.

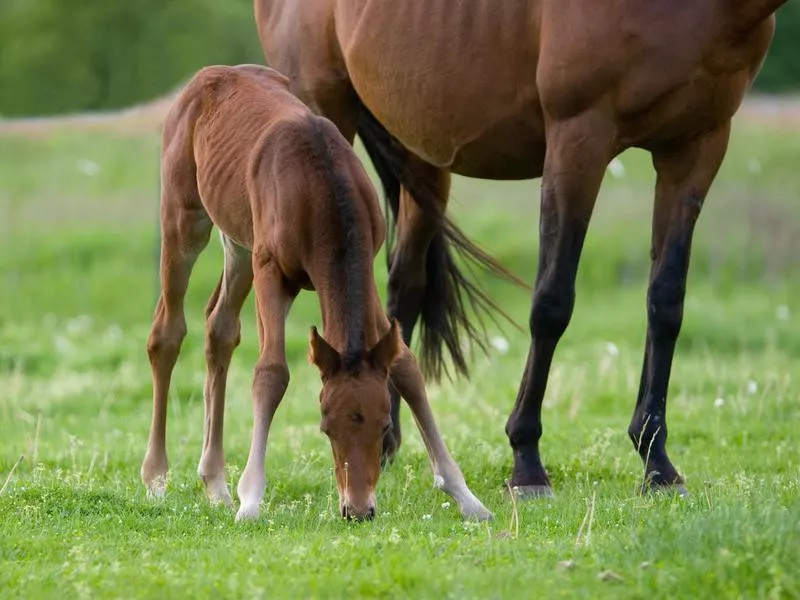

[646,482,689,498]
[506,481,555,500]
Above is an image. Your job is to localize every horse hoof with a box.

[506,482,555,500]
[462,503,494,522]
[647,482,689,498]
[208,488,234,508]
[235,504,260,522]
[201,474,234,508]
[144,475,168,500]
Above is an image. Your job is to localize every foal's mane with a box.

[307,116,368,372]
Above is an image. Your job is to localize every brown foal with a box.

[139,64,491,522]
[255,0,788,494]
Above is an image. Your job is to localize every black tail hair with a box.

[356,103,528,382]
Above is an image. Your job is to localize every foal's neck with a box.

[316,269,383,355]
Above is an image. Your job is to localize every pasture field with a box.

[1,102,799,599]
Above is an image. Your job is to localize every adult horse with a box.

[255,0,788,496]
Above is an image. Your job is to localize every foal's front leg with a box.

[236,257,295,521]
[389,346,493,521]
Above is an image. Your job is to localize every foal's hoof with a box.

[235,503,261,522]
[505,481,555,500]
[200,474,234,508]
[455,489,494,522]
[463,504,494,522]
[143,475,169,500]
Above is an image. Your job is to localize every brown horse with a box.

[139,64,492,522]
[255,0,788,495]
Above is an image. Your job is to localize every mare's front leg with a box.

[235,255,295,521]
[629,123,731,494]
[389,345,493,521]
[505,111,614,497]
[197,236,253,506]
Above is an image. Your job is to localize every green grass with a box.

[1,111,799,599]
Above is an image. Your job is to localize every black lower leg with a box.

[506,210,589,490]
[382,261,425,465]
[629,233,693,491]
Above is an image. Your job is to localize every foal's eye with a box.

[382,422,391,435]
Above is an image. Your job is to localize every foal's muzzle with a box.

[341,504,376,521]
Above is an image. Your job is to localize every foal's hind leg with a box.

[628,123,731,495]
[141,191,212,497]
[197,234,253,506]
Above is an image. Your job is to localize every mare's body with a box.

[255,0,787,493]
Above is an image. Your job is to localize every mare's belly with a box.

[447,114,546,180]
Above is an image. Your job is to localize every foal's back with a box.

[163,64,383,282]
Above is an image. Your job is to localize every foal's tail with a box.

[356,104,528,382]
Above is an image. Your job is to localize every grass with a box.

[1,104,799,599]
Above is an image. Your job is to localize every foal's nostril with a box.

[366,506,376,520]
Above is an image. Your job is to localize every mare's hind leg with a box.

[383,161,451,464]
[236,252,296,521]
[629,123,731,495]
[505,111,613,497]
[141,189,212,497]
[197,234,253,505]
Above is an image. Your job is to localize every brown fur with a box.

[254,0,787,491]
[140,65,491,522]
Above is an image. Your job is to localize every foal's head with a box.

[309,321,402,521]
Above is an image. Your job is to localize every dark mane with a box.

[308,116,367,372]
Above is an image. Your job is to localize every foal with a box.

[140,65,491,522]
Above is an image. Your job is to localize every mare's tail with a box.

[356,103,528,382]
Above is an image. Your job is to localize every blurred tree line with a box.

[1,0,799,118]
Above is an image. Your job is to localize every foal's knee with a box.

[205,312,241,362]
[529,282,575,340]
[147,319,187,366]
[252,362,290,398]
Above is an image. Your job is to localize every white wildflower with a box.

[490,336,510,355]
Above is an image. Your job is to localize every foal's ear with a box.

[309,326,341,379]
[368,319,402,372]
